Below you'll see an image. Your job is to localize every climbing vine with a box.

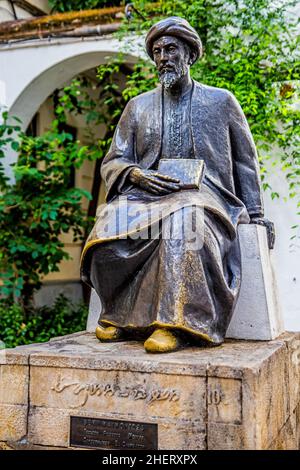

[48,0,123,13]
[120,0,300,210]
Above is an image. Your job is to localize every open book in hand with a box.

[158,159,206,189]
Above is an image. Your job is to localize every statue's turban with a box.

[145,16,202,65]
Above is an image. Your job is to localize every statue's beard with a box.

[158,63,188,90]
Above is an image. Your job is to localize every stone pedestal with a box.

[1,332,299,450]
[227,224,284,340]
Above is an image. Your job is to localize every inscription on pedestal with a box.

[207,378,242,424]
[70,416,158,450]
[52,375,180,408]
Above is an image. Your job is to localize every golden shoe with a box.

[95,324,123,342]
[144,328,181,353]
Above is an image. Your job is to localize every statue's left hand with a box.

[250,216,275,249]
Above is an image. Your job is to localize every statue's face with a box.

[152,35,190,89]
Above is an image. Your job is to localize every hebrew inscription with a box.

[52,375,180,408]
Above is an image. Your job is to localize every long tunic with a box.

[81,83,250,345]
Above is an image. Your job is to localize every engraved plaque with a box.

[70,416,158,450]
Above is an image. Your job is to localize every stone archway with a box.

[0,33,145,304]
[0,34,144,178]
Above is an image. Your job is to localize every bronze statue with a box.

[81,17,274,353]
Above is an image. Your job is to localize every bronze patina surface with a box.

[81,16,275,352]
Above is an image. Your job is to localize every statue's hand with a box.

[129,167,180,195]
[250,216,275,249]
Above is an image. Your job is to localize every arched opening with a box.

[2,40,144,305]
[1,34,145,177]
[9,50,140,129]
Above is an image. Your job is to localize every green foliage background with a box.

[0,112,92,306]
[122,0,300,205]
[0,295,88,349]
[48,0,123,13]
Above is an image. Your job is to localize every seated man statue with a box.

[81,16,274,353]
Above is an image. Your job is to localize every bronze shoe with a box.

[144,328,182,353]
[95,324,124,342]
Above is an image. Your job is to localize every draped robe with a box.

[81,80,263,344]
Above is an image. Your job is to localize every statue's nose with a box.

[160,49,168,62]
